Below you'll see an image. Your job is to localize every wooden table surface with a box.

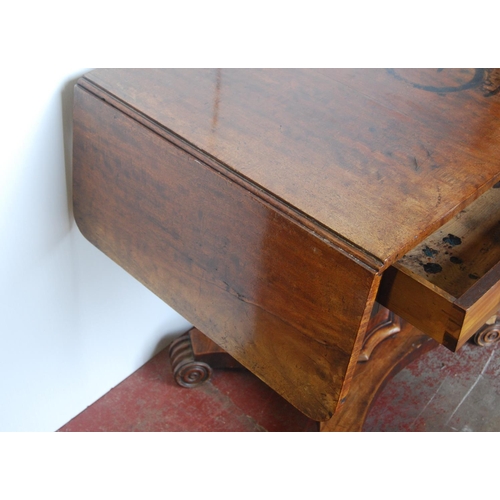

[84,68,500,267]
[73,69,500,422]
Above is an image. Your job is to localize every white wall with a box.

[0,66,191,431]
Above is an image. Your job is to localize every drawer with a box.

[377,185,500,351]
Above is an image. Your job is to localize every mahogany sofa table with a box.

[73,69,500,430]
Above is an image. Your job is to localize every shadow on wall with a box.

[61,73,86,224]
[151,327,192,359]
[64,70,193,368]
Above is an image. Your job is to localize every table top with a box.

[82,68,500,270]
[75,69,500,420]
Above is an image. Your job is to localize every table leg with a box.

[168,310,499,430]
[320,322,437,431]
[167,306,431,429]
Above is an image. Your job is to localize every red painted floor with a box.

[58,337,500,432]
[58,344,318,432]
[364,339,500,432]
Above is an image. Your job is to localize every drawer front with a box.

[378,263,500,351]
[377,186,500,351]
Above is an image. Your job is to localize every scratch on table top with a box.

[445,347,497,426]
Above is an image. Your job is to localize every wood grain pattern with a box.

[80,69,500,268]
[73,69,500,421]
[73,85,378,421]
[183,305,405,368]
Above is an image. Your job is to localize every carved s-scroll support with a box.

[168,331,213,388]
[358,308,402,362]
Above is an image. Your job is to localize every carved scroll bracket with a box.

[358,309,402,362]
[472,313,500,347]
[168,332,213,388]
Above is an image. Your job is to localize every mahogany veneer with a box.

[73,69,500,425]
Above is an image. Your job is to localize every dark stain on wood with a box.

[413,157,420,172]
[387,68,485,94]
[491,222,500,243]
[443,234,462,246]
[423,245,438,257]
[423,263,443,274]
[450,256,464,265]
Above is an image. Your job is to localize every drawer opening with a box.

[378,185,500,351]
